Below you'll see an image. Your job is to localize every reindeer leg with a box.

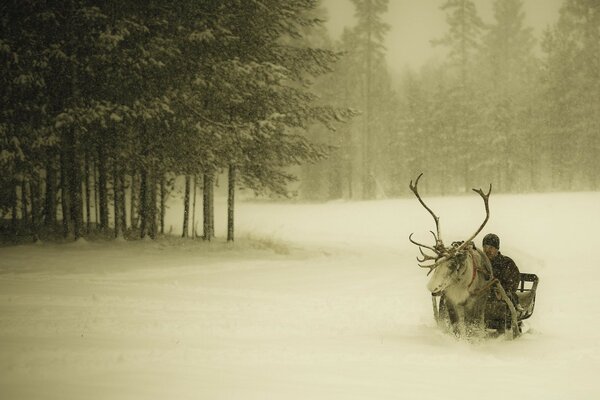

[466,294,488,337]
[479,298,488,334]
[444,300,459,334]
[456,307,467,338]
[463,303,482,338]
[432,295,440,323]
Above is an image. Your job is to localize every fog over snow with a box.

[1,191,599,399]
[323,0,563,70]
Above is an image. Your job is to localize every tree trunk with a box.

[192,175,197,238]
[21,178,29,232]
[227,165,236,242]
[60,151,72,239]
[209,175,214,239]
[68,157,82,239]
[19,179,26,221]
[30,176,40,242]
[149,169,158,239]
[159,174,166,235]
[69,158,82,240]
[93,159,99,227]
[84,151,91,233]
[65,28,83,239]
[139,169,148,239]
[130,171,137,230]
[226,166,235,241]
[182,175,190,238]
[362,4,380,200]
[97,143,109,231]
[113,164,122,238]
[44,155,57,228]
[120,172,127,233]
[11,182,18,233]
[21,179,32,232]
[203,172,214,241]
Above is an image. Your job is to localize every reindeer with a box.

[409,173,495,337]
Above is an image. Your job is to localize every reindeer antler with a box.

[409,173,444,251]
[455,184,492,252]
[409,232,439,255]
[408,174,493,276]
[415,246,452,276]
[409,173,450,274]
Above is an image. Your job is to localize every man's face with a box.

[483,244,498,260]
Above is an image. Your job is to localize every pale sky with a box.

[323,0,564,72]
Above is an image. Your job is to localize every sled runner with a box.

[432,272,539,339]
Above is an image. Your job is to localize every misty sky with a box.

[323,0,563,72]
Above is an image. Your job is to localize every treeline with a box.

[301,0,600,199]
[0,0,351,242]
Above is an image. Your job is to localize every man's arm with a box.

[505,257,521,293]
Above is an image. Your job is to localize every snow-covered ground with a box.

[1,191,599,400]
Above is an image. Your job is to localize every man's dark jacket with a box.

[490,252,521,304]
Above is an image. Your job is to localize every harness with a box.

[466,250,479,290]
[465,249,494,296]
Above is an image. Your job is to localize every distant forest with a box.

[1,0,599,242]
[302,0,600,199]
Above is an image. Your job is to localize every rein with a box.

[464,249,496,297]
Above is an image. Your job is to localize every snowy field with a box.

[1,191,600,400]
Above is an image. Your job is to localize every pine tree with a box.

[434,0,484,191]
[349,0,390,199]
[1,1,354,243]
[540,0,600,190]
[479,0,537,191]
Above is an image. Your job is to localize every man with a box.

[482,233,523,313]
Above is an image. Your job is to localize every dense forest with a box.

[0,0,353,242]
[302,0,600,199]
[1,0,599,242]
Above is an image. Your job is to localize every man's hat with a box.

[482,233,500,249]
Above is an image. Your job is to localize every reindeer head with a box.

[425,241,472,294]
[408,173,491,294]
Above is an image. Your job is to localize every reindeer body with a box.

[427,247,492,335]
